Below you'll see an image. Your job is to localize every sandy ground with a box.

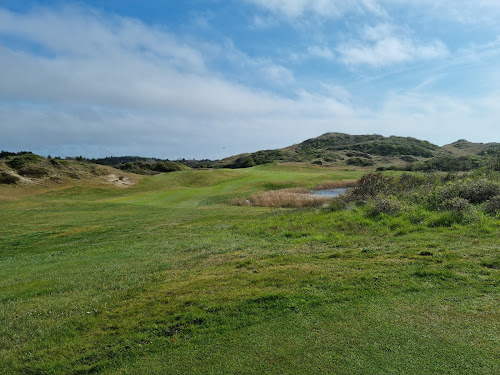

[105,173,135,186]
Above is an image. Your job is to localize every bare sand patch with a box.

[106,173,135,187]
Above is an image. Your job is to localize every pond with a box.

[310,188,349,197]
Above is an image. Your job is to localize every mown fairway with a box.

[0,164,499,374]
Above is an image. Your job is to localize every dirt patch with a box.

[106,174,135,187]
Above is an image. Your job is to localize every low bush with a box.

[347,173,395,201]
[18,166,50,178]
[368,196,403,216]
[439,179,500,204]
[0,171,20,184]
[438,197,475,218]
[484,195,500,215]
[345,157,375,167]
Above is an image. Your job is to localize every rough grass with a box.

[0,165,499,374]
[313,179,357,190]
[238,188,329,208]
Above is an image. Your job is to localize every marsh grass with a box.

[313,179,357,190]
[237,188,329,208]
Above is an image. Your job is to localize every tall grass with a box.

[313,179,357,190]
[239,188,330,208]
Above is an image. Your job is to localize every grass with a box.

[235,188,330,208]
[0,163,499,374]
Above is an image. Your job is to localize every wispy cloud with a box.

[307,46,335,61]
[246,0,500,25]
[2,4,500,159]
[245,0,386,19]
[338,24,448,67]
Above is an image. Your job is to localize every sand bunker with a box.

[106,174,135,186]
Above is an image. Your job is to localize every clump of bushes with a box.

[346,157,375,167]
[0,171,20,184]
[348,172,395,201]
[438,197,473,213]
[235,171,500,224]
[437,179,500,204]
[18,165,50,178]
[118,161,185,175]
[329,172,500,221]
[368,196,403,216]
[484,195,500,215]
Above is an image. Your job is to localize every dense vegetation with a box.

[220,133,443,168]
[91,156,190,174]
[333,171,500,221]
[116,161,187,175]
[3,133,500,179]
[92,156,218,170]
[297,133,440,157]
[0,152,107,183]
[0,164,499,374]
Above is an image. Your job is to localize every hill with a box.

[220,133,444,168]
[442,139,500,156]
[0,152,108,185]
[0,152,190,185]
[3,133,500,182]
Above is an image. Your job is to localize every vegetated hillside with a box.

[442,139,500,156]
[221,132,444,168]
[0,152,112,185]
[0,152,192,185]
[220,133,500,171]
[91,156,190,175]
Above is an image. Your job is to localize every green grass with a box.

[0,164,499,374]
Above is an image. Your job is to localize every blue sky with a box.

[2,1,500,159]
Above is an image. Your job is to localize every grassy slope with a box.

[0,164,499,374]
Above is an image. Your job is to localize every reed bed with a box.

[313,179,357,190]
[236,188,330,208]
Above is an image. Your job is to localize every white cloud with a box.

[0,6,299,117]
[1,5,500,159]
[245,0,387,19]
[307,46,335,61]
[338,24,448,67]
[246,0,500,25]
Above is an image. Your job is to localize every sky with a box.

[2,1,500,159]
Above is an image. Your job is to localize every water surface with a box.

[310,188,348,197]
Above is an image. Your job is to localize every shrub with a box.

[439,179,500,204]
[18,166,49,178]
[346,157,375,167]
[348,173,395,201]
[0,151,17,159]
[6,153,41,170]
[484,195,500,215]
[0,171,20,184]
[438,197,474,214]
[368,196,403,216]
[400,155,418,163]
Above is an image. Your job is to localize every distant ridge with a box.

[219,133,445,168]
[2,133,500,183]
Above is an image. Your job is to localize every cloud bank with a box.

[1,4,500,158]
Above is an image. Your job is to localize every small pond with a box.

[310,188,349,197]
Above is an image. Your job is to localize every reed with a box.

[247,188,329,208]
[313,179,357,190]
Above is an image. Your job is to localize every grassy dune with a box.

[0,164,498,374]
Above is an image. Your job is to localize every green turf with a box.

[0,164,498,374]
